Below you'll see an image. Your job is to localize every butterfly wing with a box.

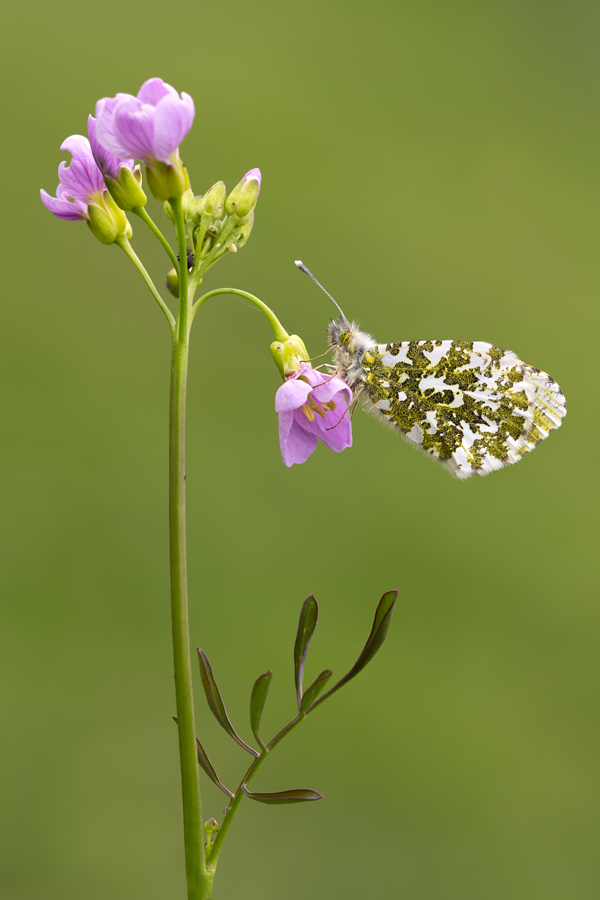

[359,339,566,478]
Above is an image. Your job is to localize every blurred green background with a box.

[1,1,599,898]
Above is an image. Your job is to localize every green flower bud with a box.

[163,200,175,223]
[87,192,130,245]
[233,213,255,249]
[105,165,147,211]
[146,157,190,202]
[224,168,261,220]
[164,188,194,222]
[270,334,310,378]
[198,181,227,220]
[165,267,179,297]
[204,818,219,835]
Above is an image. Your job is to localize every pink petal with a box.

[40,188,87,220]
[308,372,352,406]
[137,77,178,106]
[242,167,261,190]
[291,391,352,453]
[60,134,92,159]
[275,377,312,413]
[279,412,319,467]
[112,100,155,160]
[315,401,352,452]
[88,114,134,180]
[94,95,133,159]
[58,156,103,202]
[152,92,195,162]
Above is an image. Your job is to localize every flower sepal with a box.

[231,213,255,249]
[190,181,226,223]
[165,188,195,221]
[270,334,310,379]
[105,164,147,211]
[225,168,261,221]
[146,157,190,202]
[87,192,131,245]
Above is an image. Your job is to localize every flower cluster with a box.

[41,76,352,466]
[40,76,195,233]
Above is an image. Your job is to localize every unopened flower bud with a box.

[164,188,194,222]
[197,181,227,220]
[87,192,130,245]
[204,818,219,835]
[233,213,254,249]
[270,334,309,378]
[165,267,179,297]
[225,168,261,220]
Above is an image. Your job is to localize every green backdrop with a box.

[2,1,599,898]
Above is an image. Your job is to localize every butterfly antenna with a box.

[294,260,348,320]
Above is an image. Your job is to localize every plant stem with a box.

[192,287,289,342]
[132,206,179,271]
[169,197,211,899]
[117,236,176,331]
[207,715,304,873]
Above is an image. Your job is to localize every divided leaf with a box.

[197,648,259,757]
[307,590,398,712]
[299,669,332,715]
[294,595,318,710]
[250,670,272,750]
[196,737,234,798]
[241,785,323,804]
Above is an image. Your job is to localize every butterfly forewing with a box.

[359,339,566,478]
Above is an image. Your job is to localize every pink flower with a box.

[87,114,135,181]
[40,135,105,220]
[275,365,353,467]
[94,77,195,165]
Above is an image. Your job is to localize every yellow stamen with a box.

[301,404,315,422]
[309,398,327,419]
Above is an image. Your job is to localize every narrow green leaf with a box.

[250,670,272,750]
[308,590,398,712]
[299,669,332,715]
[197,648,259,757]
[241,785,323,804]
[294,595,318,710]
[196,738,234,798]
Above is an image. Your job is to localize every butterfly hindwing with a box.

[358,338,566,478]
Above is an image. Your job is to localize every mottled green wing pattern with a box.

[360,339,566,478]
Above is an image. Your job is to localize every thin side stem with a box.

[192,287,289,342]
[169,197,211,899]
[117,236,175,331]
[191,219,236,281]
[172,198,191,340]
[133,206,179,271]
[206,715,304,873]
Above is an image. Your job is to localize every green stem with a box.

[117,236,175,331]
[192,287,289,342]
[207,715,305,874]
[172,198,191,340]
[169,197,211,899]
[132,206,179,271]
[191,219,236,280]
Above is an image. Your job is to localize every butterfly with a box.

[296,262,567,479]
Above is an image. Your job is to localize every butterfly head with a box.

[327,316,376,390]
[327,315,353,349]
